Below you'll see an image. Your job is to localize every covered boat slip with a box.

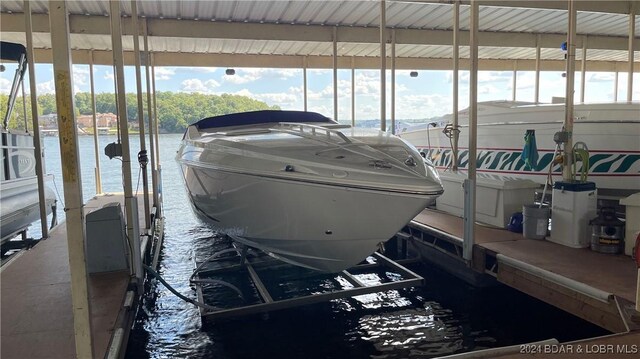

[403,208,639,334]
[0,193,162,359]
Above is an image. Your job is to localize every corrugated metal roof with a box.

[0,0,637,65]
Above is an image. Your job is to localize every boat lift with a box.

[192,234,424,323]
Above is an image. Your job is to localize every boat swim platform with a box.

[193,243,424,323]
[1,192,164,359]
[402,208,640,335]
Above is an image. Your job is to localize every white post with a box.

[151,53,161,209]
[143,19,158,209]
[614,71,619,102]
[89,51,102,194]
[109,0,143,287]
[580,37,587,103]
[391,29,396,134]
[24,0,49,238]
[48,1,94,357]
[380,0,387,132]
[452,0,460,171]
[562,0,577,182]
[512,61,517,101]
[627,11,635,102]
[535,35,541,103]
[303,56,308,112]
[131,0,150,229]
[351,56,356,126]
[333,27,338,121]
[464,0,479,263]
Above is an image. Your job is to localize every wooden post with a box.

[562,0,577,182]
[333,27,338,121]
[535,35,541,103]
[48,1,94,357]
[303,56,308,112]
[580,38,587,103]
[351,56,355,126]
[144,19,158,209]
[627,11,635,102]
[391,29,396,134]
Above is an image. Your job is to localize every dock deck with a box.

[404,208,639,334]
[1,193,159,359]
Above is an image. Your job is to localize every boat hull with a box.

[180,164,438,272]
[1,175,56,243]
[400,103,640,197]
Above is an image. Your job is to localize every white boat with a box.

[1,41,56,245]
[177,110,443,272]
[399,101,640,198]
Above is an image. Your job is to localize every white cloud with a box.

[0,78,11,94]
[587,73,615,83]
[155,67,176,80]
[37,79,56,94]
[181,78,221,93]
[104,70,114,81]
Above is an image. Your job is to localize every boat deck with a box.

[405,208,639,334]
[1,193,159,359]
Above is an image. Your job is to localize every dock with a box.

[403,208,639,334]
[1,193,163,359]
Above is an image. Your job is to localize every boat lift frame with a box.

[193,236,424,322]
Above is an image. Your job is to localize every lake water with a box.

[36,134,607,358]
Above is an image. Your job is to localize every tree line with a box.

[1,92,280,133]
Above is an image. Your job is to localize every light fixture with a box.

[225,68,236,76]
[410,71,418,78]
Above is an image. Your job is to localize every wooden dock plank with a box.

[412,209,521,244]
[1,193,145,359]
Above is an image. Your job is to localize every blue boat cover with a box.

[1,41,26,62]
[194,110,335,130]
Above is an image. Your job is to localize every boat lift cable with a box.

[143,264,221,311]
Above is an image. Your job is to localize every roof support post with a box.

[379,0,387,132]
[48,1,94,357]
[614,71,619,102]
[535,35,541,103]
[627,10,635,102]
[303,56,308,112]
[463,0,479,263]
[109,0,143,288]
[391,29,396,134]
[351,56,355,126]
[452,0,460,171]
[88,51,102,194]
[131,0,150,229]
[562,0,577,182]
[333,27,338,121]
[24,0,49,239]
[580,37,587,103]
[151,54,160,168]
[512,61,517,101]
[143,19,158,209]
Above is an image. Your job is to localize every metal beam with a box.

[303,56,308,112]
[452,0,460,171]
[88,51,102,194]
[391,29,396,135]
[24,0,49,239]
[12,47,637,72]
[109,0,142,288]
[380,0,386,132]
[464,0,479,263]
[628,11,636,101]
[563,0,577,182]
[48,1,94,357]
[581,39,588,103]
[131,0,150,229]
[535,35,541,103]
[2,13,637,52]
[333,26,338,121]
[143,19,158,210]
[351,56,355,126]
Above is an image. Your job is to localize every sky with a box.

[1,62,638,122]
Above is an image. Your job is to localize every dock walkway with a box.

[405,209,639,334]
[1,193,156,359]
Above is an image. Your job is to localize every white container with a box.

[620,192,640,256]
[548,181,597,248]
[436,171,540,228]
